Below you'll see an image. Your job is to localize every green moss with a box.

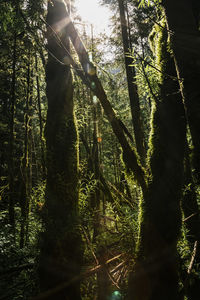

[128,12,186,299]
[149,17,171,84]
[40,27,83,294]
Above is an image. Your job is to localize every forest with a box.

[0,0,200,299]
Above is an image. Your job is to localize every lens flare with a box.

[93,95,97,104]
[109,290,121,299]
[91,82,96,90]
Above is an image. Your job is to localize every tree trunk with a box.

[118,0,145,163]
[20,57,32,249]
[182,143,200,299]
[35,55,46,179]
[61,9,147,192]
[161,0,200,183]
[91,101,110,300]
[91,102,101,243]
[8,31,17,232]
[128,20,186,300]
[38,1,82,299]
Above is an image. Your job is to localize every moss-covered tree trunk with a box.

[38,1,82,299]
[160,2,200,298]
[128,21,186,300]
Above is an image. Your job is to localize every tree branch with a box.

[62,10,147,192]
[31,254,124,300]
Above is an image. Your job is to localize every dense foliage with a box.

[0,0,200,299]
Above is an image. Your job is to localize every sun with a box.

[74,0,111,35]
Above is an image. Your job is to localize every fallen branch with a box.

[110,260,127,275]
[81,226,99,265]
[108,181,136,207]
[187,241,198,274]
[31,254,124,300]
[107,269,120,289]
[63,7,147,192]
[183,212,199,222]
[182,241,198,295]
[117,265,127,285]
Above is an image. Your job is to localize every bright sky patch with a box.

[75,0,111,35]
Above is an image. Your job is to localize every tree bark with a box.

[161,0,200,183]
[20,56,32,249]
[35,55,46,178]
[182,143,200,299]
[8,31,17,232]
[128,20,186,300]
[38,1,82,299]
[118,0,145,163]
